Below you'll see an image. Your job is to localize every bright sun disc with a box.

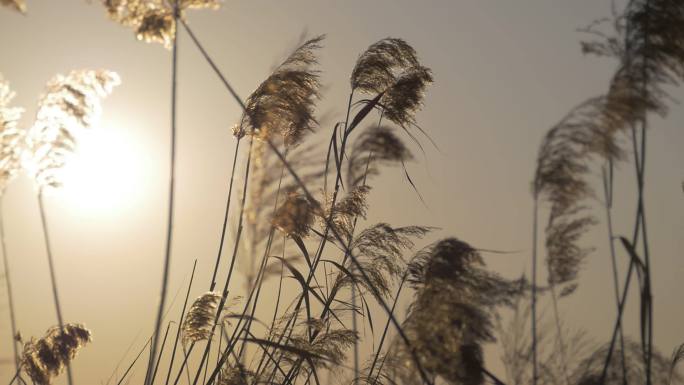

[57,126,143,214]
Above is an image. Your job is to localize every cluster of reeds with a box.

[528,0,684,384]
[2,1,684,385]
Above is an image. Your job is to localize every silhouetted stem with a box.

[600,238,638,383]
[147,2,180,383]
[191,138,254,385]
[368,274,407,383]
[117,337,152,385]
[0,197,20,373]
[531,198,538,385]
[37,190,73,385]
[164,260,198,385]
[601,162,628,384]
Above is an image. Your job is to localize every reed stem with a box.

[146,2,180,383]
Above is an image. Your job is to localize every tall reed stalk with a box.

[146,1,180,383]
[0,197,20,373]
[36,189,74,385]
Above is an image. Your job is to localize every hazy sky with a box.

[1,1,683,384]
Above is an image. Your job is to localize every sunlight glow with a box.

[57,126,143,214]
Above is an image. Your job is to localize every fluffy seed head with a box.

[21,323,92,385]
[24,69,120,190]
[0,74,25,195]
[182,291,222,344]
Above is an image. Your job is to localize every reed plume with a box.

[102,0,220,48]
[329,224,429,302]
[389,238,524,385]
[24,69,120,189]
[286,318,358,369]
[0,0,25,13]
[498,293,593,385]
[272,189,317,238]
[351,38,433,128]
[572,340,677,385]
[346,125,413,189]
[217,363,253,385]
[21,323,92,385]
[239,35,323,147]
[182,291,222,344]
[0,74,25,194]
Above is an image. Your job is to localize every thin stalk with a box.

[191,138,255,385]
[0,197,20,372]
[208,137,242,292]
[351,281,359,384]
[549,286,570,385]
[600,241,638,383]
[117,337,152,385]
[179,19,246,111]
[146,2,180,383]
[367,274,407,383]
[178,15,246,294]
[531,198,538,385]
[37,190,73,385]
[602,162,628,384]
[164,260,198,385]
[150,322,174,385]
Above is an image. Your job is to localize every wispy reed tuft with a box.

[351,38,433,128]
[239,35,324,147]
[102,0,221,48]
[272,190,316,238]
[24,69,120,190]
[182,291,222,344]
[391,238,524,385]
[0,74,25,194]
[21,323,92,385]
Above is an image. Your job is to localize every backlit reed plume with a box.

[351,38,433,128]
[0,0,25,13]
[238,35,323,147]
[346,125,413,188]
[284,318,358,370]
[572,340,677,385]
[322,185,370,241]
[102,0,220,48]
[533,107,597,295]
[0,74,25,194]
[389,238,523,385]
[21,323,92,385]
[182,291,222,344]
[272,189,316,238]
[498,293,593,385]
[329,224,429,301]
[217,364,253,385]
[24,69,120,189]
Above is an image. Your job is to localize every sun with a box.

[55,125,144,214]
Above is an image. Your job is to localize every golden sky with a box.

[1,0,683,384]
